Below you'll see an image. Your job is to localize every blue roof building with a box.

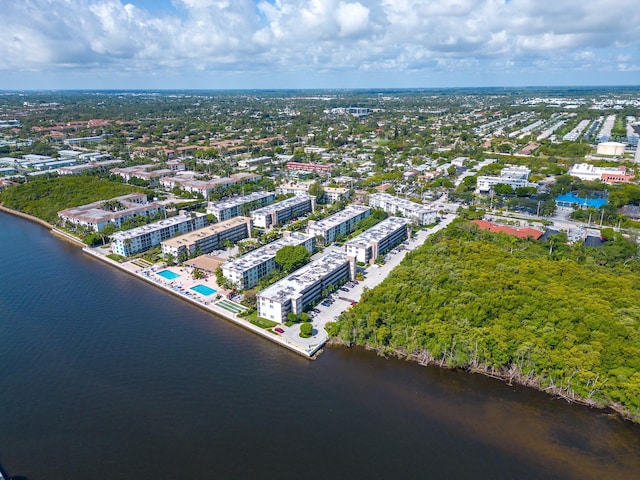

[555,193,607,209]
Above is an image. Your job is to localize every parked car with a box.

[340,287,349,292]
[274,327,284,334]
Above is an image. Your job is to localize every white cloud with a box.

[0,0,638,87]
[336,2,369,37]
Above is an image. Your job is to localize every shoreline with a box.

[0,205,321,359]
[330,339,637,424]
[82,247,322,359]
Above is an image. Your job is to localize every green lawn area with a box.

[246,310,278,329]
[107,253,124,262]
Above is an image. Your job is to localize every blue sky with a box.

[0,0,638,90]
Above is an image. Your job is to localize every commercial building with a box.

[368,193,437,225]
[344,217,411,264]
[476,165,536,193]
[161,217,252,258]
[206,191,276,222]
[257,251,352,323]
[222,232,315,290]
[307,205,371,244]
[251,194,315,229]
[568,163,632,184]
[58,193,165,232]
[554,193,607,209]
[110,211,208,256]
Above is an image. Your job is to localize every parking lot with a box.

[286,213,457,348]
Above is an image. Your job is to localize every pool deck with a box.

[82,246,323,359]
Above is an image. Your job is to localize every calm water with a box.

[1,211,639,480]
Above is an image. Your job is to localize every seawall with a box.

[82,247,322,359]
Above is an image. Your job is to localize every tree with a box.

[300,322,313,338]
[309,181,325,203]
[191,268,205,280]
[275,245,311,272]
[493,183,514,196]
[287,312,298,323]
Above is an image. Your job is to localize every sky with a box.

[0,0,639,90]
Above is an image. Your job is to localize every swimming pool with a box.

[157,269,180,280]
[191,284,217,296]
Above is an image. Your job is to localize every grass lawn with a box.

[107,253,124,262]
[246,310,278,329]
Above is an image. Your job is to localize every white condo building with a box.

[222,232,315,290]
[257,251,353,323]
[344,217,411,264]
[476,165,536,193]
[206,191,276,222]
[58,193,165,232]
[161,217,252,258]
[368,193,437,225]
[251,195,315,229]
[307,205,371,244]
[110,211,208,256]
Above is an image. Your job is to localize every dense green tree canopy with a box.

[0,175,147,224]
[275,245,311,273]
[332,220,640,422]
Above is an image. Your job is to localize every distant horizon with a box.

[2,84,639,94]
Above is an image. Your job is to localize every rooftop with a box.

[258,250,349,303]
[110,212,205,241]
[369,193,435,213]
[472,220,544,240]
[223,232,313,273]
[208,191,275,211]
[308,205,371,231]
[345,217,410,248]
[251,194,312,216]
[162,216,250,248]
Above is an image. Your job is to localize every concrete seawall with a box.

[82,247,320,359]
[0,204,323,358]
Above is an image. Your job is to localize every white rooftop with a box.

[251,194,312,216]
[223,232,313,274]
[110,212,205,241]
[308,205,371,231]
[258,250,349,303]
[208,191,274,211]
[344,217,410,249]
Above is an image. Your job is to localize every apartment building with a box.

[344,217,411,264]
[222,232,315,290]
[58,193,165,232]
[250,194,315,229]
[368,193,437,225]
[110,211,208,256]
[206,191,276,222]
[306,205,371,244]
[257,251,352,323]
[160,217,252,258]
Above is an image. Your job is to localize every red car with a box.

[274,327,284,334]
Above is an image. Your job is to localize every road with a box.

[277,214,458,350]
